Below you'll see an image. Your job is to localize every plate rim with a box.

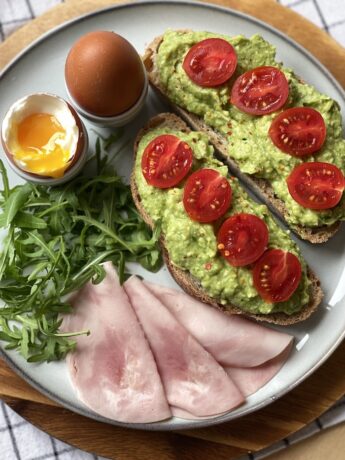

[1,0,345,432]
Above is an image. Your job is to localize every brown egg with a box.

[65,31,145,117]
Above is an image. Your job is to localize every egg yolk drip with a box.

[14,113,71,178]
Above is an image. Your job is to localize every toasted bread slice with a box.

[142,34,340,244]
[131,112,323,325]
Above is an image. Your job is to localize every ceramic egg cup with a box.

[65,65,149,128]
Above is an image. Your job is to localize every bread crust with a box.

[142,33,340,244]
[131,112,323,325]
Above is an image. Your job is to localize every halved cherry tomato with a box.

[230,66,289,115]
[253,249,302,303]
[141,134,193,188]
[287,161,345,210]
[183,169,232,222]
[183,38,237,88]
[217,213,269,267]
[269,107,326,156]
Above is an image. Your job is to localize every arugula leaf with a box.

[73,215,135,253]
[0,160,10,200]
[0,227,14,280]
[14,212,47,229]
[0,184,32,227]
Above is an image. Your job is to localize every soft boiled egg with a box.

[65,31,146,117]
[1,93,86,179]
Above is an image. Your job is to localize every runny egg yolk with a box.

[14,113,71,178]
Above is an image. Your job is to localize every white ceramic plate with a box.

[1,0,345,431]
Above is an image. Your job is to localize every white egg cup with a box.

[65,64,149,128]
[6,123,89,186]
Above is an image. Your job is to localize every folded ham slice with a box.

[145,282,293,368]
[124,276,244,417]
[170,344,293,419]
[225,342,293,397]
[62,262,171,423]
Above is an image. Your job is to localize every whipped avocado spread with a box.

[135,127,311,315]
[156,30,345,228]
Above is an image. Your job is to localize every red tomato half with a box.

[183,169,232,222]
[287,161,345,210]
[141,134,193,188]
[217,213,269,267]
[183,38,237,88]
[230,66,289,115]
[269,107,326,156]
[253,249,302,303]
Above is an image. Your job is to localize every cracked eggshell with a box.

[1,93,87,183]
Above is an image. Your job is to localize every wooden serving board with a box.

[1,1,345,459]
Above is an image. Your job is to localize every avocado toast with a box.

[132,113,323,325]
[143,30,345,243]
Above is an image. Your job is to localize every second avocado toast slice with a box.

[131,113,322,325]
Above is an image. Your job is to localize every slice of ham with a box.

[170,345,293,420]
[145,282,293,368]
[62,262,171,423]
[226,342,293,397]
[124,276,244,417]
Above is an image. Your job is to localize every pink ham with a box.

[145,282,293,368]
[170,345,292,419]
[62,262,171,423]
[226,342,293,397]
[124,276,244,417]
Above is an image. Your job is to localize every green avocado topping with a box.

[156,30,345,228]
[135,127,311,315]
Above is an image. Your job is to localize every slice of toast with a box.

[131,112,323,325]
[142,34,340,244]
